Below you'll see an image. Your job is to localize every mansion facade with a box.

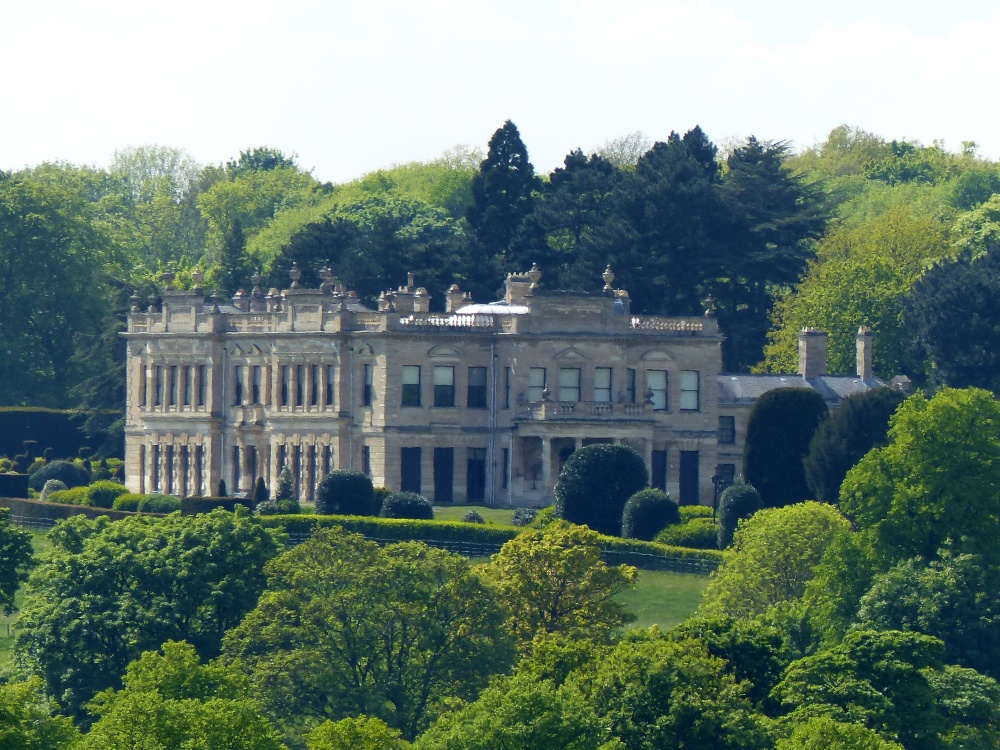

[123,265,883,506]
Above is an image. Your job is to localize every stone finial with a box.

[191,266,203,292]
[527,263,542,289]
[289,262,302,289]
[602,265,615,292]
[319,266,333,292]
[162,265,176,290]
[703,293,715,317]
[407,272,415,290]
[130,292,140,313]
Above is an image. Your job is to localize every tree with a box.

[14,510,279,720]
[620,488,679,541]
[743,388,829,507]
[839,388,1000,567]
[309,716,408,750]
[274,466,294,502]
[554,444,648,536]
[716,478,763,549]
[483,524,636,655]
[0,677,80,749]
[803,388,905,504]
[0,508,33,616]
[904,246,1000,393]
[379,491,434,520]
[775,717,904,750]
[216,217,252,297]
[223,528,512,743]
[701,502,851,620]
[316,470,376,516]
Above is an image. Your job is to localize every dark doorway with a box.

[679,450,699,505]
[558,445,576,473]
[401,447,421,493]
[434,448,454,503]
[651,450,667,492]
[466,448,486,502]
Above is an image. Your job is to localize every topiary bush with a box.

[138,494,181,513]
[462,510,486,524]
[655,517,719,550]
[252,477,269,506]
[256,498,301,516]
[316,470,376,516]
[679,505,714,521]
[554,444,648,536]
[511,507,538,527]
[28,460,90,492]
[380,491,434,520]
[274,467,294,503]
[39,479,67,502]
[112,493,144,512]
[621,488,681,541]
[374,486,393,513]
[87,480,129,509]
[530,505,557,529]
[717,478,764,549]
[26,459,45,476]
[47,486,90,505]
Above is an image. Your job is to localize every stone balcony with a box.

[515,400,651,421]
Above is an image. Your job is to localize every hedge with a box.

[0,408,122,461]
[181,496,252,515]
[0,474,29,499]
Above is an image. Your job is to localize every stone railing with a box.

[397,313,498,330]
[516,401,649,421]
[630,316,705,333]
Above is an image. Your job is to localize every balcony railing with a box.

[516,400,650,421]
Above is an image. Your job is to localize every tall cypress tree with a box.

[217,218,251,297]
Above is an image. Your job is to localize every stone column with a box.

[541,437,552,495]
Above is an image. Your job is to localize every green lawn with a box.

[619,569,708,631]
[432,504,519,526]
[0,529,52,666]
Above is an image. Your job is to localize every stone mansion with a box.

[123,265,883,506]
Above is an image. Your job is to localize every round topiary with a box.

[380,492,434,520]
[274,466,294,502]
[28,460,90,492]
[47,486,90,505]
[26,459,45,476]
[717,478,764,549]
[40,479,67,502]
[621,488,681,541]
[251,477,270,506]
[462,510,486,524]
[316,470,376,516]
[87,480,129,509]
[655,517,719,550]
[554,444,649,536]
[112,493,144,512]
[138,494,181,513]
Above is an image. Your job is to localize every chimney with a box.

[856,326,873,380]
[798,328,828,378]
[445,284,465,313]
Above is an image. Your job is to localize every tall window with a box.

[154,366,164,407]
[626,368,637,404]
[434,366,455,407]
[402,365,421,406]
[647,370,667,411]
[594,367,612,402]
[232,445,241,493]
[504,367,511,409]
[280,365,289,407]
[401,447,421,492]
[559,368,581,402]
[183,366,192,406]
[326,365,335,406]
[296,365,305,407]
[234,366,244,405]
[528,367,546,401]
[310,365,320,407]
[252,365,262,405]
[362,445,371,475]
[198,365,207,407]
[467,366,487,409]
[718,416,735,444]
[362,364,373,406]
[680,370,700,411]
[139,366,147,407]
[169,366,178,406]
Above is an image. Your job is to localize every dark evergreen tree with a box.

[621,488,680,541]
[803,387,906,504]
[217,218,251,297]
[716,478,763,549]
[554,444,649,537]
[743,388,829,507]
[226,146,297,176]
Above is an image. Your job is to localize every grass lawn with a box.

[432,504,520,526]
[619,569,708,631]
[0,529,52,667]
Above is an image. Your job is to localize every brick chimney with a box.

[798,328,828,378]
[856,326,873,380]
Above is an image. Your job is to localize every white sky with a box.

[3,0,1000,183]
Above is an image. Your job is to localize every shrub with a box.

[679,505,714,521]
[530,505,557,528]
[717,478,764,549]
[28,460,89,492]
[26,459,45,475]
[656,517,719,550]
[316,471,376,516]
[462,510,486,524]
[252,477,270,505]
[274,466,294,502]
[87,480,129,509]
[0,458,10,473]
[180,496,249,515]
[112,493,144,512]
[380,492,434,520]
[139,494,181,513]
[39,479,67,501]
[0,473,28,498]
[47,486,90,505]
[511,507,538,527]
[374,486,393,512]
[256,498,301,516]
[217,479,228,497]
[554,444,649,536]
[621,488,680,541]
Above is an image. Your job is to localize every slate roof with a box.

[717,374,886,407]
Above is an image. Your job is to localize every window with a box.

[594,367,612,402]
[528,368,546,402]
[198,365,207,407]
[310,365,320,407]
[362,445,371,475]
[502,448,509,489]
[324,445,333,476]
[362,364,373,406]
[716,463,736,492]
[646,370,667,410]
[248,446,258,484]
[296,365,305,407]
[652,450,667,491]
[504,367,511,409]
[151,444,160,491]
[195,445,204,496]
[433,366,455,407]
[467,367,488,409]
[401,447,421,492]
[626,368,637,404]
[232,445,241,493]
[280,365,289,407]
[467,448,486,502]
[169,366,178,406]
[326,365,335,406]
[183,366,192,406]
[154,366,164,407]
[234,366,244,405]
[719,416,735,444]
[166,445,174,495]
[680,370,700,411]
[559,368,581,402]
[252,365,262,405]
[139,366,147,407]
[402,365,421,406]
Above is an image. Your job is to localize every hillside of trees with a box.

[3,123,1000,454]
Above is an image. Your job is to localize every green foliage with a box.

[224,527,513,743]
[181,496,251,514]
[621,488,679,541]
[274,466,294,503]
[743,388,829,507]
[680,504,715,520]
[655,517,719,550]
[925,664,1000,750]
[511,507,538,526]
[14,510,279,719]
[315,470,376,516]
[139,493,181,513]
[85,479,128,508]
[717,478,763,549]
[803,388,905,504]
[840,388,1000,567]
[0,676,81,749]
[530,505,556,528]
[483,524,637,654]
[775,716,904,750]
[0,507,33,616]
[308,716,409,750]
[252,477,269,505]
[111,492,143,511]
[259,513,520,546]
[27,459,89,492]
[46,485,89,505]
[381,491,434,520]
[462,510,485,524]
[39,479,67,501]
[702,502,851,620]
[555,444,648,537]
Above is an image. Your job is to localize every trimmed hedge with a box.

[87,480,129,509]
[380,492,434,520]
[181,496,252,515]
[656,517,720,550]
[47,486,91,505]
[679,505,714,521]
[621,489,680,541]
[316,471,376,516]
[0,408,90,461]
[28,460,90,492]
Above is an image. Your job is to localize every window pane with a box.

[680,370,699,411]
[719,416,735,443]
[626,368,637,403]
[595,367,612,402]
[434,366,455,407]
[528,367,546,401]
[647,370,667,410]
[559,368,581,402]
[402,365,421,406]
[468,366,487,409]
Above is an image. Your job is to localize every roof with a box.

[455,302,530,315]
[717,374,885,407]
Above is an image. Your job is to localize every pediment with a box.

[428,345,463,359]
[641,349,673,361]
[357,343,375,357]
[230,344,245,357]
[554,346,589,361]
